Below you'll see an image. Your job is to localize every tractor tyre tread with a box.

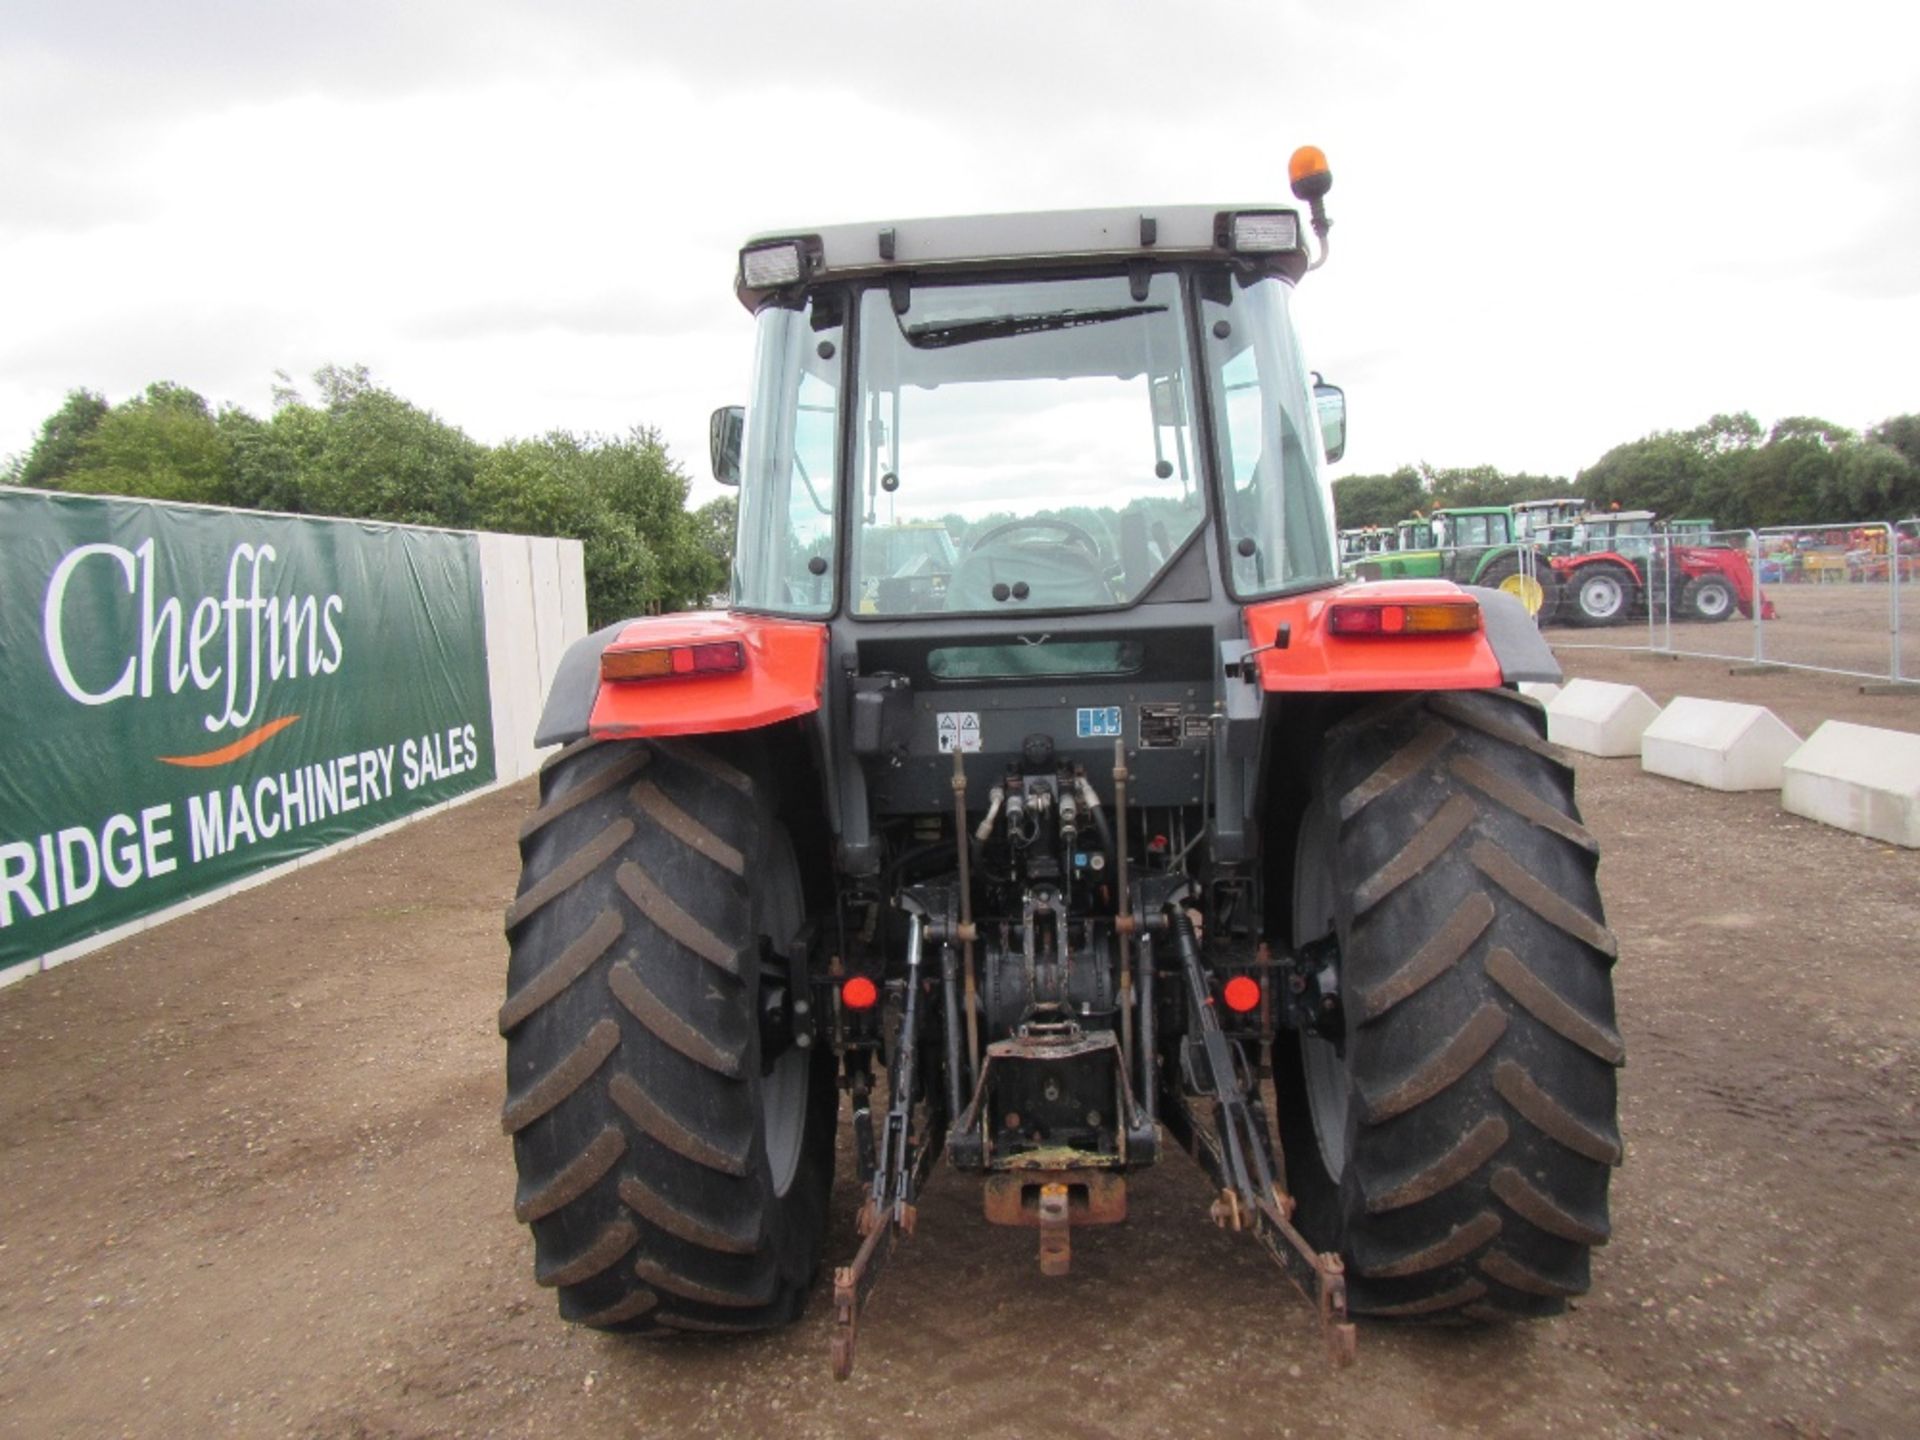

[501,737,834,1335]
[1679,575,1736,623]
[1280,688,1620,1321]
[1567,561,1636,628]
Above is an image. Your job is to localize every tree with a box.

[297,383,483,528]
[1680,412,1764,457]
[1767,415,1853,450]
[222,401,329,514]
[1864,415,1920,518]
[1330,467,1426,528]
[7,368,739,625]
[1427,467,1578,511]
[592,428,717,612]
[312,363,374,410]
[1330,466,1583,529]
[474,435,659,626]
[1579,434,1709,520]
[56,382,235,505]
[1869,415,1920,474]
[1830,441,1917,520]
[693,495,737,593]
[472,430,721,626]
[8,389,109,489]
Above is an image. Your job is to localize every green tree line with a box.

[4,366,737,628]
[1331,411,1920,532]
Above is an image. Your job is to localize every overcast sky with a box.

[3,0,1916,505]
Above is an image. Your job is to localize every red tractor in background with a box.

[1546,510,1776,627]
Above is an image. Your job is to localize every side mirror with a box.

[710,405,744,486]
[1312,378,1346,464]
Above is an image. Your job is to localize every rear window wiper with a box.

[902,304,1165,349]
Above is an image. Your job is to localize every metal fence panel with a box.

[1536,516,1916,686]
[1754,523,1902,682]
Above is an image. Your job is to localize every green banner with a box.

[0,490,495,970]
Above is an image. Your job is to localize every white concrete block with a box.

[1518,681,1562,705]
[1544,679,1661,757]
[1640,697,1801,791]
[1782,720,1920,848]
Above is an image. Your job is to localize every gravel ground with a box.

[0,648,1914,1439]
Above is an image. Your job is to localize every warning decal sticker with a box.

[937,712,982,753]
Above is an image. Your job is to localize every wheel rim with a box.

[1498,572,1545,615]
[764,1048,809,1198]
[1580,573,1623,619]
[762,826,810,1199]
[1293,807,1351,1181]
[1695,582,1731,618]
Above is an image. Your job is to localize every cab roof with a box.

[735,203,1309,310]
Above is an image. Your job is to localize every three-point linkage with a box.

[831,908,938,1380]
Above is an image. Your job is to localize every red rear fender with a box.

[588,612,827,740]
[1244,580,1503,692]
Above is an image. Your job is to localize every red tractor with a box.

[500,152,1621,1377]
[1549,511,1776,626]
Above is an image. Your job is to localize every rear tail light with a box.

[1328,601,1480,637]
[601,640,747,682]
[1222,976,1261,1013]
[841,976,879,1010]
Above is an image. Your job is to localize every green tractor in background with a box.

[1354,506,1553,618]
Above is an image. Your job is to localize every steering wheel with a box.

[965,516,1104,561]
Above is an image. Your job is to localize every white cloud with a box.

[3,0,1917,499]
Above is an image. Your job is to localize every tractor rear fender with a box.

[1241,579,1559,691]
[533,611,828,747]
[1551,550,1646,586]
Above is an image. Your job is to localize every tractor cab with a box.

[1337,526,1394,568]
[1432,505,1513,561]
[718,212,1346,632]
[1512,498,1588,547]
[1396,517,1434,550]
[1576,510,1658,562]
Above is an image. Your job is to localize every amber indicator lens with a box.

[601,640,747,681]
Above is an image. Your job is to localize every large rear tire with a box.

[500,736,837,1333]
[1568,561,1636,627]
[1680,574,1735,622]
[1276,689,1622,1320]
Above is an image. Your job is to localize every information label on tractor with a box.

[937,712,982,753]
[1076,706,1123,739]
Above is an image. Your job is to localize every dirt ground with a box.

[1544,579,1920,688]
[2,650,1917,1439]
